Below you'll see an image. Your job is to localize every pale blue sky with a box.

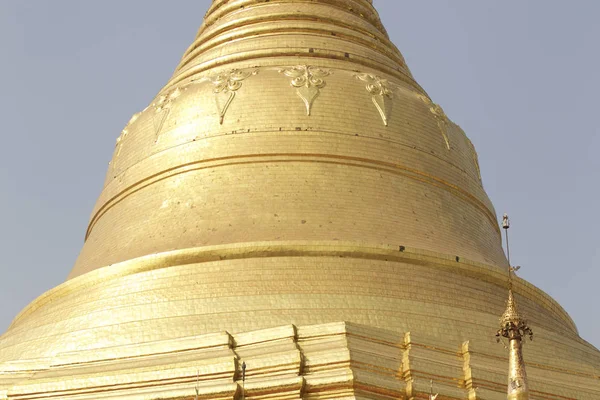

[0,1,598,348]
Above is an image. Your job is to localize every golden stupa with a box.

[1,1,599,399]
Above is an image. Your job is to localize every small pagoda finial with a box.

[497,214,533,400]
[502,213,512,270]
[195,370,199,400]
[429,379,439,400]
[241,361,247,400]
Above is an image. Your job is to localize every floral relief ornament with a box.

[454,123,482,183]
[110,112,142,174]
[114,113,141,156]
[356,73,394,126]
[210,68,258,124]
[279,65,331,116]
[418,94,451,150]
[152,87,184,140]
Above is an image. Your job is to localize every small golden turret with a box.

[497,214,534,400]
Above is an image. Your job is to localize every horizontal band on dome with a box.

[9,241,576,335]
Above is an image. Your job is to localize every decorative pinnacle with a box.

[496,288,534,343]
[497,289,533,341]
[497,214,533,399]
[429,380,439,400]
[501,290,521,325]
[502,213,510,230]
[497,214,533,342]
[241,361,247,400]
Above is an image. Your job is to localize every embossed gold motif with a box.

[467,137,482,182]
[152,87,183,140]
[115,113,140,157]
[452,122,482,182]
[279,65,330,115]
[210,68,258,124]
[419,95,451,149]
[430,103,451,150]
[111,112,141,173]
[356,73,394,126]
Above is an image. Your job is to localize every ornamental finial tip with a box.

[496,214,533,400]
[429,380,439,400]
[502,213,510,230]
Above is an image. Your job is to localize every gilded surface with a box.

[1,0,599,399]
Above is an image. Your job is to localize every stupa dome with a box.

[1,1,598,399]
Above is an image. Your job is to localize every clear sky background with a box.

[0,1,598,348]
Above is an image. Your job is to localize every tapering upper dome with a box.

[69,0,501,279]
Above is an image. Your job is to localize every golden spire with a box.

[497,214,533,400]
